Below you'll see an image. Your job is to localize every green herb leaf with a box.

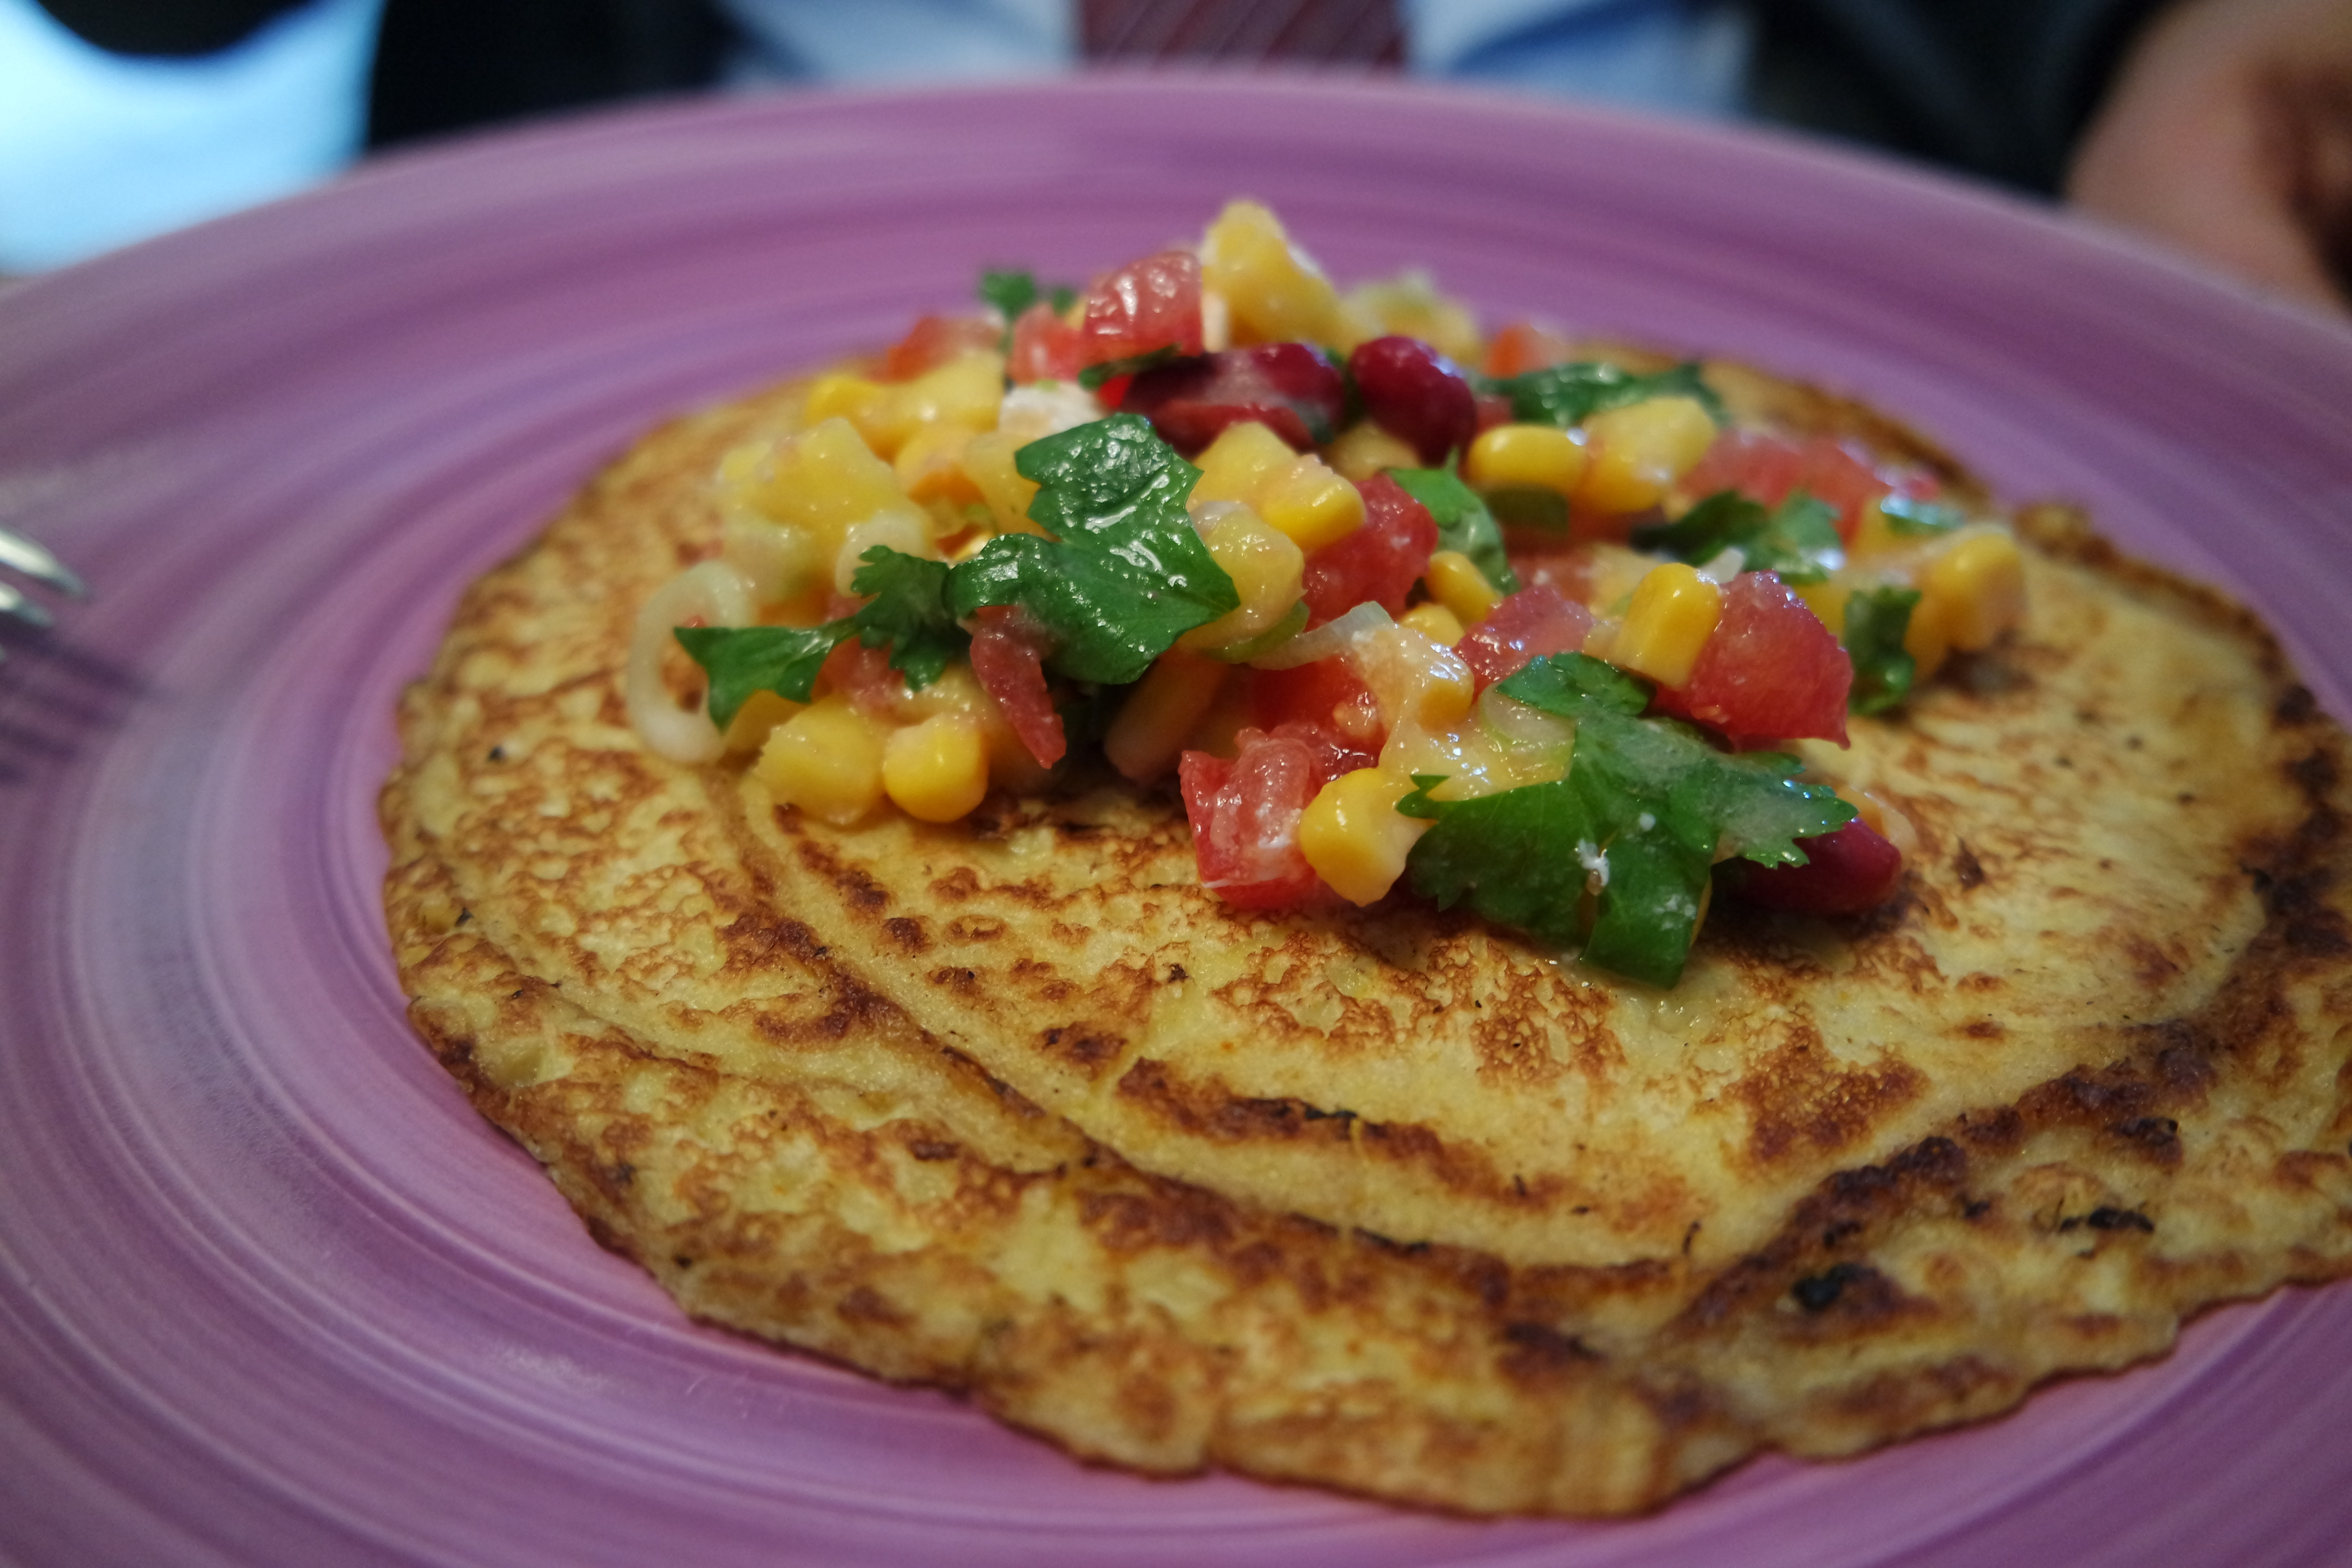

[1877,493,1964,536]
[1841,585,1920,715]
[1076,346,1183,390]
[978,269,1077,321]
[946,415,1238,685]
[846,548,970,689]
[1481,360,1727,430]
[1632,488,1844,585]
[1202,599,1309,664]
[1389,467,1520,592]
[674,624,846,731]
[1404,653,1854,985]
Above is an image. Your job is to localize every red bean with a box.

[1347,335,1478,465]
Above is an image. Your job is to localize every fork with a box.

[0,525,86,636]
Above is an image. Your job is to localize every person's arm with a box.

[2067,0,2352,311]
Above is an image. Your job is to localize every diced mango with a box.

[1193,420,1300,505]
[756,698,885,825]
[1610,561,1722,689]
[1201,199,1343,348]
[1355,623,1476,735]
[1921,529,2026,652]
[1179,505,1305,653]
[1298,767,1431,906]
[959,429,1043,536]
[740,417,927,563]
[722,688,802,754]
[1576,396,1718,515]
[1466,423,1587,497]
[893,422,982,508]
[1257,455,1364,549]
[882,713,990,824]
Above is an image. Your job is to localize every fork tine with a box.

[0,527,86,598]
[0,579,56,629]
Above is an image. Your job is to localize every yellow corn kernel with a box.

[1847,498,1908,558]
[1178,505,1305,653]
[1323,420,1422,483]
[882,713,990,824]
[802,373,888,428]
[722,688,802,754]
[1920,529,2026,652]
[1103,649,1228,782]
[1192,419,1300,505]
[748,418,925,561]
[1298,767,1432,906]
[1256,456,1365,550]
[1466,423,1587,497]
[958,430,1043,536]
[756,698,885,825]
[1611,562,1723,689]
[1355,623,1476,735]
[893,421,982,508]
[1425,549,1503,626]
[1575,396,1719,515]
[1793,576,1853,638]
[1904,592,1953,681]
[1401,601,1465,646]
[1200,199,1342,347]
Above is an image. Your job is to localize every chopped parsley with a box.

[1481,360,1727,430]
[674,548,971,730]
[977,269,1075,324]
[1400,653,1854,986]
[948,415,1239,684]
[1389,466,1520,593]
[1076,346,1184,390]
[1877,493,1963,536]
[1842,585,1921,716]
[1633,489,1843,585]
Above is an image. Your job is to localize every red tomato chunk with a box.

[1301,473,1438,625]
[1683,430,1921,542]
[1651,571,1850,747]
[1727,819,1904,913]
[882,314,1001,380]
[968,607,1066,767]
[1457,583,1595,688]
[1250,658,1382,744]
[1078,250,1203,366]
[1008,302,1081,384]
[1180,723,1373,909]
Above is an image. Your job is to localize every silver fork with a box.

[0,526,86,636]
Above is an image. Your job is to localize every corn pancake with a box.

[380,368,2352,1515]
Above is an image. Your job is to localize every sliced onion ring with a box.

[626,558,756,765]
[1245,600,1393,670]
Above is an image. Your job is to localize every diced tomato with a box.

[1683,431,1909,542]
[1008,302,1082,384]
[1473,392,1515,434]
[1481,320,1578,379]
[1300,473,1438,625]
[1651,571,1851,747]
[1078,250,1203,367]
[968,607,1065,767]
[1456,583,1595,687]
[1120,343,1347,454]
[818,637,903,717]
[1179,723,1371,910]
[1725,819,1904,913]
[882,314,1000,381]
[1250,659,1382,744]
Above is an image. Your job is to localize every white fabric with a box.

[0,0,383,271]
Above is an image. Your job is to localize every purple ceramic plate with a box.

[3,76,2350,1568]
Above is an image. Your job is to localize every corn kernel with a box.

[1576,396,1718,515]
[1323,420,1423,482]
[1192,420,1300,505]
[1257,456,1365,549]
[1611,562,1723,689]
[1466,423,1587,497]
[1425,550,1503,626]
[882,713,990,824]
[1793,576,1853,638]
[1178,505,1305,653]
[1103,649,1228,782]
[1920,529,2026,652]
[1201,199,1342,347]
[756,698,885,825]
[1401,602,1465,646]
[1298,767,1431,905]
[722,688,802,754]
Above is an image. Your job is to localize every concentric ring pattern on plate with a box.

[3,77,2351,1568]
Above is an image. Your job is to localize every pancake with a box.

[381,362,2352,1515]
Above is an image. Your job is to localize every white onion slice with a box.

[1245,601,1392,670]
[625,558,756,766]
[720,512,818,603]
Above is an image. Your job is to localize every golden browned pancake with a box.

[380,366,2352,1515]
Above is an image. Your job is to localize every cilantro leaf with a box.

[946,415,1238,685]
[1481,360,1727,430]
[674,624,846,730]
[1076,346,1182,390]
[1389,467,1520,592]
[1841,585,1920,716]
[1401,653,1854,985]
[846,548,969,689]
[978,269,1076,322]
[1877,493,1964,536]
[1633,489,1843,585]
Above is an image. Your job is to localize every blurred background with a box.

[4,0,2347,309]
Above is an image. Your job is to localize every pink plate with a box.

[3,76,2351,1567]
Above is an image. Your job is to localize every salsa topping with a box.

[634,200,2030,986]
